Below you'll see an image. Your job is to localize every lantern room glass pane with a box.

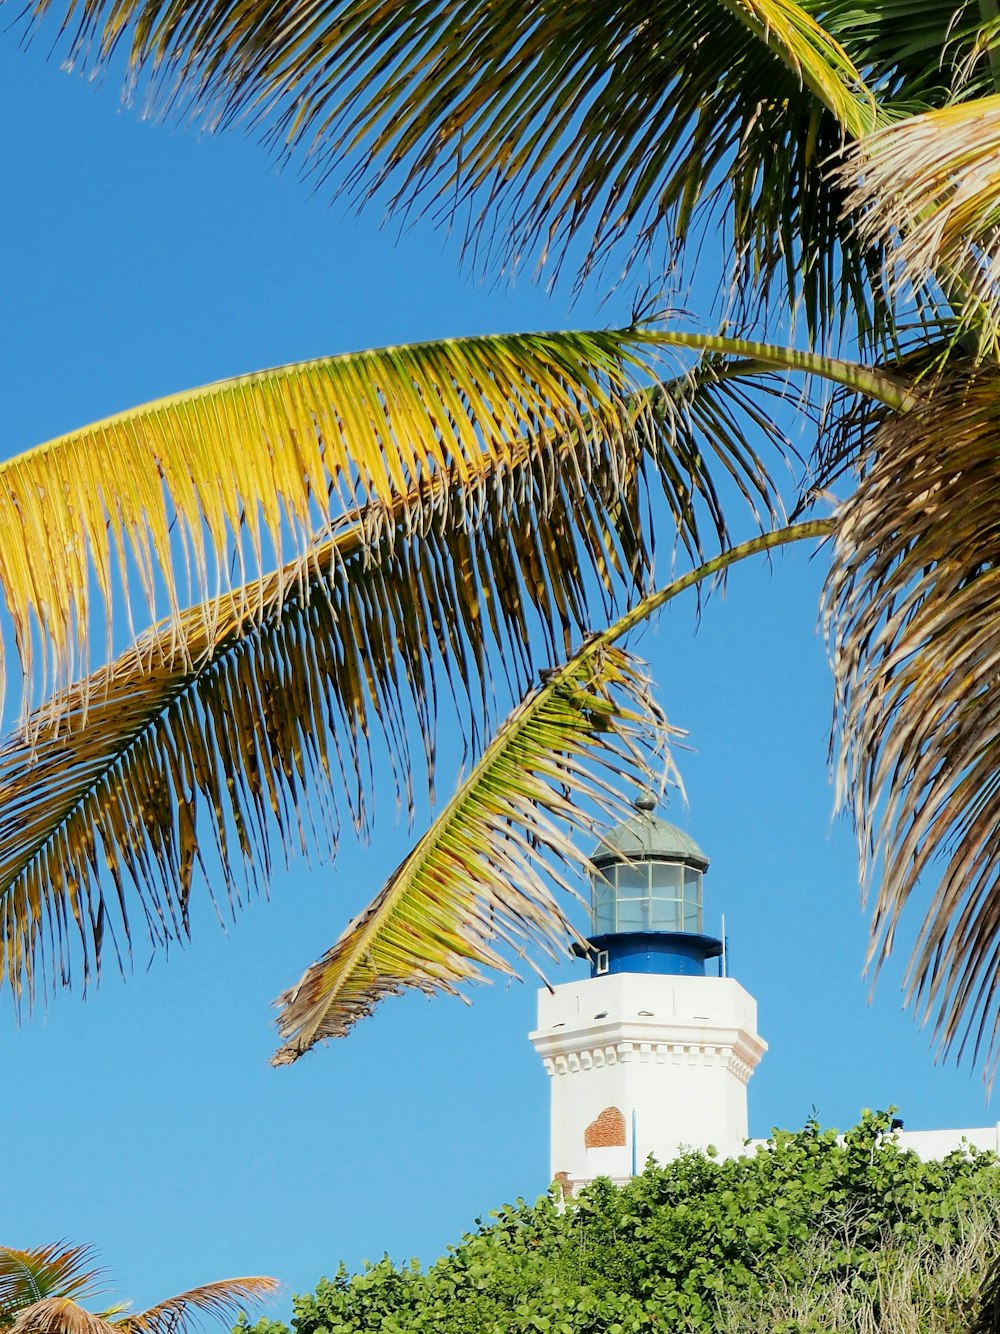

[652,896,682,931]
[650,863,683,898]
[683,867,703,932]
[592,872,616,933]
[617,896,648,930]
[615,864,649,896]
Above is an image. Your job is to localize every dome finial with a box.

[634,792,656,813]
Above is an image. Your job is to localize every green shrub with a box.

[243,1111,1000,1333]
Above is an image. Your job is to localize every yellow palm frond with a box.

[0,358,718,1003]
[0,327,678,715]
[0,312,907,735]
[271,643,681,1063]
[0,343,806,1010]
[826,368,1000,1079]
[718,0,874,135]
[842,96,1000,349]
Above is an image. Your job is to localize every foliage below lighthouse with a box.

[241,1112,1000,1333]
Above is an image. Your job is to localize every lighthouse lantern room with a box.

[529,798,766,1191]
[589,795,723,979]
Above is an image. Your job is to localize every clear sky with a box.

[1,26,995,1326]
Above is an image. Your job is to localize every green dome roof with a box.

[590,804,709,870]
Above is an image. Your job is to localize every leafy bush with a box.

[243,1112,1000,1333]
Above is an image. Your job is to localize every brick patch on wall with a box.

[553,1171,575,1199]
[584,1105,626,1148]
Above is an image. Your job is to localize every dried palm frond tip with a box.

[272,644,681,1062]
[842,95,1000,350]
[825,369,1000,1079]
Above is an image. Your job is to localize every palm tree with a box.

[0,1243,276,1334]
[4,0,1000,1075]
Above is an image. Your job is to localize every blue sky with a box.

[1,27,995,1325]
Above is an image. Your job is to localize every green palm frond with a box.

[823,0,996,103]
[0,1247,105,1323]
[710,0,874,132]
[841,96,1000,352]
[803,319,962,507]
[0,327,681,715]
[20,0,1000,351]
[273,519,831,1062]
[272,643,680,1063]
[825,368,1000,1078]
[23,0,883,339]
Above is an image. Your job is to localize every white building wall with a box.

[883,1126,1000,1158]
[744,1126,1000,1158]
[529,972,766,1189]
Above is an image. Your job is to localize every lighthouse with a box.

[529,798,766,1190]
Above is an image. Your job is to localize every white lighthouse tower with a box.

[529,798,766,1191]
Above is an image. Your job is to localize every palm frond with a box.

[272,643,680,1062]
[0,1248,104,1323]
[22,0,884,340]
[825,368,1000,1079]
[823,0,994,104]
[0,465,640,1002]
[121,1278,278,1334]
[648,329,917,409]
[802,318,962,508]
[0,326,818,1013]
[7,1298,111,1334]
[714,0,874,132]
[841,96,1000,351]
[0,339,797,1005]
[0,327,676,715]
[8,1280,276,1334]
[273,518,831,1061]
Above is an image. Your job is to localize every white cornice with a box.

[533,1010,765,1055]
[533,1028,764,1084]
